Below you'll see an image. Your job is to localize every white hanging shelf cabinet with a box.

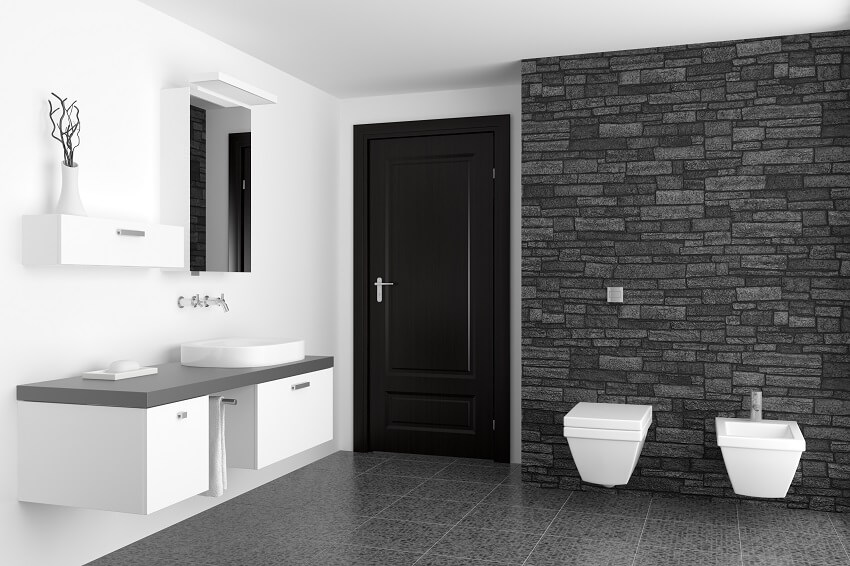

[22,214,184,268]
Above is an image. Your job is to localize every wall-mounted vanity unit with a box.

[17,356,332,514]
[22,214,184,267]
[161,73,277,273]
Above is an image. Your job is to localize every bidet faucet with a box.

[750,390,762,421]
[205,293,230,313]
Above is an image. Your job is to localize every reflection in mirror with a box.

[189,96,251,272]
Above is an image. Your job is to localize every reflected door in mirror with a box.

[188,98,251,272]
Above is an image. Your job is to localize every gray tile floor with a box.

[90,451,850,566]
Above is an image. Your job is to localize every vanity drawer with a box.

[22,214,184,268]
[254,368,334,469]
[18,396,209,514]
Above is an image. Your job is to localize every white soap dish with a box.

[82,367,158,381]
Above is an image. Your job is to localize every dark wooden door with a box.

[368,132,495,458]
[228,133,251,272]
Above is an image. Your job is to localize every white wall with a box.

[0,1,339,564]
[335,84,523,462]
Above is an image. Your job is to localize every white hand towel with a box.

[202,396,227,497]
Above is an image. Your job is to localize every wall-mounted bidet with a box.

[563,402,652,488]
[716,411,805,498]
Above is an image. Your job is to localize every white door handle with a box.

[374,277,394,303]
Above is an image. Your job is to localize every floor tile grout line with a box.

[426,552,517,565]
[370,458,459,481]
[313,468,433,559]
[736,504,744,566]
[518,489,573,566]
[526,536,748,558]
[629,495,653,566]
[828,513,850,564]
[364,459,458,523]
[314,540,438,557]
[350,454,461,524]
[319,539,515,564]
[410,469,515,565]
[359,471,509,485]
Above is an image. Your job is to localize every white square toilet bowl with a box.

[563,402,653,488]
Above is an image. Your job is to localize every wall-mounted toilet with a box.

[563,402,653,487]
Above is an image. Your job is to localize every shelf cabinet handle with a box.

[291,382,311,391]
[177,411,188,420]
[116,229,146,237]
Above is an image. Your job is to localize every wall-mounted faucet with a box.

[750,390,762,421]
[177,293,230,312]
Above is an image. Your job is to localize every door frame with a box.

[353,115,510,462]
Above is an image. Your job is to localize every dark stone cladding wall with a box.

[190,105,206,272]
[521,31,850,511]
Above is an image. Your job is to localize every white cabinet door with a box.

[18,397,208,514]
[255,368,333,469]
[286,368,333,455]
[146,396,209,513]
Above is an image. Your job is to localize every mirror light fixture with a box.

[188,72,277,108]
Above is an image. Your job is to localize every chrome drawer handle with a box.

[116,229,146,237]
[292,382,310,391]
[177,411,188,420]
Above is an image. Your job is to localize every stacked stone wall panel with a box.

[521,30,850,511]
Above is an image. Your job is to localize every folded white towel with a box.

[202,396,227,497]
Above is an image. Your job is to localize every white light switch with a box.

[607,287,624,303]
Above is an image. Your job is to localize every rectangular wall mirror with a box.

[189,98,251,272]
[160,73,275,274]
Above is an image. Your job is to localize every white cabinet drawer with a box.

[223,368,334,470]
[18,397,208,514]
[22,214,184,268]
[256,368,333,468]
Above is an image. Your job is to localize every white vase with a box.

[56,162,87,216]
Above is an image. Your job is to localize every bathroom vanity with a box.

[17,356,333,514]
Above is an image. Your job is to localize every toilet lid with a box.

[563,402,652,431]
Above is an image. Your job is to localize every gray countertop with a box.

[17,356,334,408]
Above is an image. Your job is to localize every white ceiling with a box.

[138,0,850,98]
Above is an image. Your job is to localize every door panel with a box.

[369,133,494,458]
[386,393,476,433]
[388,158,471,373]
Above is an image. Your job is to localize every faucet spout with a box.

[204,293,230,312]
[750,390,762,421]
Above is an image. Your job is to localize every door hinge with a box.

[492,168,496,180]
[492,419,496,431]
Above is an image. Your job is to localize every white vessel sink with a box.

[716,417,805,498]
[181,338,305,368]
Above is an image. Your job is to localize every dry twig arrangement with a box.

[48,92,81,167]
